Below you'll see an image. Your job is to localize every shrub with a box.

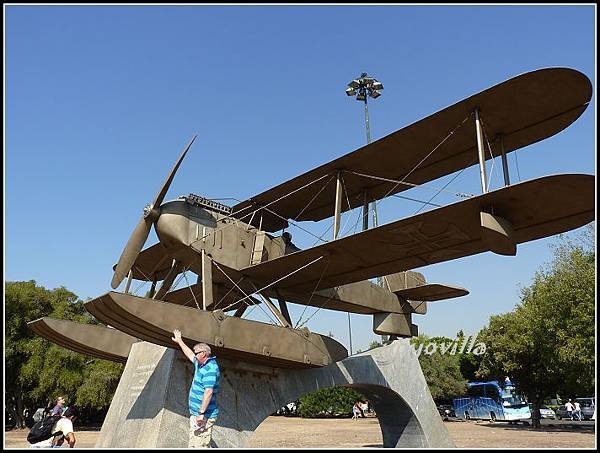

[297,386,363,418]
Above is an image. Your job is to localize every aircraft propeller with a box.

[111,135,197,289]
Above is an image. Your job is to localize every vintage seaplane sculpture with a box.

[30,67,594,370]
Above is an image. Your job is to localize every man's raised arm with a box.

[172,329,195,362]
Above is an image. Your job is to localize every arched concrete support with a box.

[215,339,452,448]
[96,340,453,448]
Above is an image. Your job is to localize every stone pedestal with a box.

[95,342,191,448]
[96,340,454,448]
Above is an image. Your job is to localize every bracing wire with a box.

[413,167,468,215]
[293,174,337,221]
[128,266,154,297]
[376,114,472,203]
[392,193,442,208]
[347,170,474,199]
[211,260,279,325]
[182,270,202,310]
[215,276,247,307]
[339,172,362,237]
[294,258,331,328]
[229,172,334,222]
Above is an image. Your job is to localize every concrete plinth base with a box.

[95,341,191,448]
[96,340,453,448]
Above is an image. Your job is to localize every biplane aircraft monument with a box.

[29,67,594,448]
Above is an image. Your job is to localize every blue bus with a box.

[453,381,531,423]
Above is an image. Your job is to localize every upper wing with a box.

[231,68,591,232]
[239,174,594,292]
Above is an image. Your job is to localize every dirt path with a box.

[4,417,596,448]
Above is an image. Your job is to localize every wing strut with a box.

[474,108,488,193]
[248,282,291,328]
[275,289,293,326]
[499,134,510,186]
[201,250,213,310]
[153,260,184,300]
[333,171,343,239]
[476,109,513,192]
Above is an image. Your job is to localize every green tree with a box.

[410,335,468,403]
[476,225,595,428]
[355,339,383,354]
[6,280,56,427]
[5,281,124,427]
[367,340,383,350]
[455,330,484,382]
[297,386,364,418]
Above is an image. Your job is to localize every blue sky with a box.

[5,5,596,353]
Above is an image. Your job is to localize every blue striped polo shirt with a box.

[189,355,220,419]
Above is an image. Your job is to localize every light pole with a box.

[346,72,384,230]
[345,72,385,349]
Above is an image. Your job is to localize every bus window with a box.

[468,385,485,398]
[487,385,501,403]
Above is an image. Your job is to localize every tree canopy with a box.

[475,225,595,427]
[410,335,469,403]
[5,280,124,428]
[296,386,364,418]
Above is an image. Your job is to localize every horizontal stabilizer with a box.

[394,284,469,302]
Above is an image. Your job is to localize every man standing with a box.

[352,401,361,420]
[172,329,220,448]
[573,401,582,421]
[565,399,575,420]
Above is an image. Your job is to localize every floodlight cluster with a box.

[345,72,384,101]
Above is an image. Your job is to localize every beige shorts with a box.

[188,415,217,448]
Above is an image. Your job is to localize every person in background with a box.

[352,401,361,420]
[565,399,575,420]
[360,400,368,417]
[32,407,45,424]
[573,401,582,421]
[30,405,79,448]
[51,397,66,416]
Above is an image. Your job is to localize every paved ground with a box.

[4,416,596,448]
